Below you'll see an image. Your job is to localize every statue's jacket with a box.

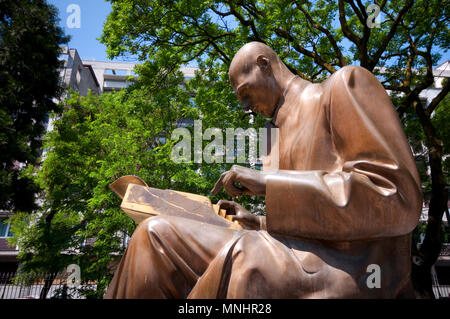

[106,66,422,299]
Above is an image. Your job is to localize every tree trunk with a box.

[39,273,57,299]
[411,100,448,298]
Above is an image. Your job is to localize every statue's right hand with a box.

[210,165,266,197]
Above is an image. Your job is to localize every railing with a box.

[433,284,450,299]
[2,271,448,299]
[0,272,96,299]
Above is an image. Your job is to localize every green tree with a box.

[9,61,262,297]
[99,0,449,297]
[0,0,69,212]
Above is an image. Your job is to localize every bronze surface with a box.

[105,42,422,299]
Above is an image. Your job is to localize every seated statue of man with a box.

[104,42,422,299]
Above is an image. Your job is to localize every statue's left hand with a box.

[211,165,266,197]
[217,200,263,230]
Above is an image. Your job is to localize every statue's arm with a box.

[264,66,422,241]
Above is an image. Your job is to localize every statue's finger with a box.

[210,174,225,194]
[224,182,243,197]
[218,200,236,214]
[230,215,244,223]
[217,199,232,208]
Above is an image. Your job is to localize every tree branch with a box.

[376,0,388,11]
[283,61,314,82]
[370,0,414,70]
[294,2,347,67]
[224,1,265,43]
[338,0,361,46]
[347,0,366,24]
[426,78,450,117]
[176,8,232,63]
[275,28,337,73]
[355,0,368,19]
[383,85,409,93]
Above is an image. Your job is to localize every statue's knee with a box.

[143,216,174,241]
[231,232,264,268]
[230,232,289,287]
[126,216,169,246]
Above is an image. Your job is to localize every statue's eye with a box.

[240,91,249,101]
[237,86,248,99]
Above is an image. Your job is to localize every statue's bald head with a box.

[228,42,293,118]
[229,42,286,88]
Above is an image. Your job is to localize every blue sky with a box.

[48,1,448,66]
[48,0,137,62]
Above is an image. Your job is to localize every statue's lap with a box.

[132,214,405,298]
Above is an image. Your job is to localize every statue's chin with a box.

[265,108,277,119]
[250,104,274,118]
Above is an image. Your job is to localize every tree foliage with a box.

[9,0,449,298]
[99,0,449,298]
[10,67,264,297]
[0,0,69,211]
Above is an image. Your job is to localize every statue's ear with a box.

[256,55,271,75]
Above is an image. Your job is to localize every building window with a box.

[76,66,82,87]
[123,233,130,248]
[0,217,13,238]
[103,80,130,89]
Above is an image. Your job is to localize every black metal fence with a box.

[1,271,449,299]
[433,284,450,299]
[0,272,96,299]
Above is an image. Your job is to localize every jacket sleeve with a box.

[265,66,422,241]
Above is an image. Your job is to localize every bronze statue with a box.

[104,42,422,299]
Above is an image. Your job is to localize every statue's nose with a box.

[242,101,252,111]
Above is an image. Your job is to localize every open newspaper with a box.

[110,175,242,230]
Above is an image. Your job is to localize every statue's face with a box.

[229,57,281,119]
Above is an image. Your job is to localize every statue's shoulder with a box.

[323,65,384,99]
[327,65,376,85]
